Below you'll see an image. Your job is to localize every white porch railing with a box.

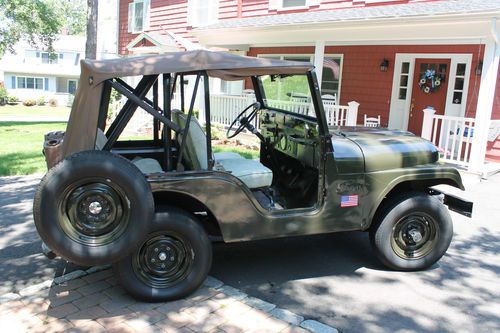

[421,108,475,167]
[208,94,359,128]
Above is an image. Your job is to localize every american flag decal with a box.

[340,195,359,208]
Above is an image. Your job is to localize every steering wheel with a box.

[226,102,261,139]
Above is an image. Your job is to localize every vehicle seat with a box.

[171,110,273,188]
[95,129,163,174]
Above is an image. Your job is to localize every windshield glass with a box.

[260,75,315,118]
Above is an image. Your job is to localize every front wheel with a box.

[369,193,453,271]
[113,208,212,302]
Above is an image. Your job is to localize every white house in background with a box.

[0,35,85,106]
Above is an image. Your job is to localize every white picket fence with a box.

[209,94,359,128]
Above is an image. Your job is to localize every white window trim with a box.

[256,53,343,100]
[15,76,47,90]
[187,0,219,27]
[128,0,150,34]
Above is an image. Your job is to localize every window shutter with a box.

[44,78,49,91]
[143,0,150,30]
[11,76,16,89]
[269,0,279,10]
[128,3,134,33]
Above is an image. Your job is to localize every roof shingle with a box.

[197,0,500,31]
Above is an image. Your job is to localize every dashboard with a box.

[259,109,320,168]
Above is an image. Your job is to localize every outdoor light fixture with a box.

[380,58,389,72]
[475,60,483,75]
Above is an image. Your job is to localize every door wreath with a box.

[418,69,443,94]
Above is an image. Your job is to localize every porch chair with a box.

[321,94,337,105]
[364,114,381,127]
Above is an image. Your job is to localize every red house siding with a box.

[249,44,496,126]
[118,0,440,55]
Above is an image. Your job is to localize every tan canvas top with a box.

[60,50,313,159]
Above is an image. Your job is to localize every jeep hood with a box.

[337,127,439,172]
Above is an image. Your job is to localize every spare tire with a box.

[33,150,154,266]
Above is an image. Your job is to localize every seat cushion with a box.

[214,152,245,161]
[132,157,163,174]
[217,158,273,188]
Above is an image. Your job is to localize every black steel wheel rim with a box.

[133,232,194,289]
[59,178,130,247]
[391,212,439,260]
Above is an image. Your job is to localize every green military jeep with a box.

[34,50,472,302]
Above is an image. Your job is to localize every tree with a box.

[85,0,98,59]
[0,0,61,56]
[55,0,87,36]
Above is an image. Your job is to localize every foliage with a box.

[48,98,58,107]
[8,96,19,104]
[261,75,310,101]
[37,96,45,106]
[0,83,7,102]
[51,0,86,36]
[0,0,61,56]
[210,124,224,140]
[0,121,66,175]
[23,99,37,107]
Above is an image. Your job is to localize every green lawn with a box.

[213,145,259,159]
[0,121,259,176]
[0,122,67,176]
[0,105,71,119]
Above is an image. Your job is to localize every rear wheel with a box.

[33,150,153,266]
[369,193,453,271]
[113,208,212,302]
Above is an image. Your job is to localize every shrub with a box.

[37,96,45,106]
[0,82,7,105]
[8,96,19,104]
[48,98,58,107]
[23,99,37,107]
[211,124,224,140]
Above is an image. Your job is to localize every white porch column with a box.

[469,28,500,173]
[421,107,437,141]
[313,40,325,88]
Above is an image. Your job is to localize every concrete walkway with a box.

[0,265,337,333]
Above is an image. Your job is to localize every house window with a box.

[452,63,466,104]
[259,54,343,101]
[270,0,318,10]
[128,0,150,33]
[16,76,47,90]
[41,52,58,64]
[68,80,77,95]
[282,0,306,7]
[321,56,342,100]
[398,62,410,100]
[187,0,219,27]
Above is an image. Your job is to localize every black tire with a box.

[33,150,154,266]
[113,208,212,302]
[369,193,453,271]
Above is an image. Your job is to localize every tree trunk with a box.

[85,0,98,59]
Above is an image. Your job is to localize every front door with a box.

[408,59,451,136]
